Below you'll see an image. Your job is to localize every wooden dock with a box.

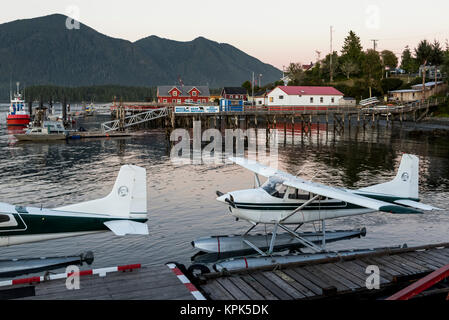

[1,264,199,300]
[2,243,449,300]
[69,131,133,139]
[195,243,449,300]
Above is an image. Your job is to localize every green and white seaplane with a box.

[0,165,148,247]
[192,154,442,267]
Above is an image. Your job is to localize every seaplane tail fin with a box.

[359,154,419,199]
[56,165,147,218]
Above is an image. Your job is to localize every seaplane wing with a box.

[393,199,442,211]
[283,179,423,214]
[228,157,295,180]
[229,156,428,214]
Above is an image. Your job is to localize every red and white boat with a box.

[7,83,30,127]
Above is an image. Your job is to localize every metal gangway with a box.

[101,107,169,132]
[359,97,380,107]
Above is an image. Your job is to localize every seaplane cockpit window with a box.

[288,188,310,200]
[262,177,287,198]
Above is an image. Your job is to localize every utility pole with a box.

[252,71,255,107]
[330,26,333,82]
[371,39,378,51]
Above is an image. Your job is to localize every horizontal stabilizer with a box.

[104,220,149,236]
[394,199,442,211]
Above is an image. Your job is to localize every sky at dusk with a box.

[1,0,448,70]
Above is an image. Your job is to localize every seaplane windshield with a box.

[262,177,287,198]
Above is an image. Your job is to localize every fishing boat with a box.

[6,82,30,127]
[14,121,68,141]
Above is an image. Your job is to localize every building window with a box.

[163,99,167,103]
[320,97,324,103]
[279,95,284,99]
[177,99,181,103]
[173,91,178,96]
[269,97,274,102]
[202,99,206,103]
[310,97,314,103]
[192,91,197,96]
[331,97,335,103]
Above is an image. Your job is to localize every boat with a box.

[6,82,30,127]
[14,121,68,141]
[83,103,96,116]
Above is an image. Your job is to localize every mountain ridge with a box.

[0,14,281,98]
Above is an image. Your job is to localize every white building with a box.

[266,86,344,107]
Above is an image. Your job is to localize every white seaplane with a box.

[0,165,149,247]
[193,154,442,265]
[0,165,149,277]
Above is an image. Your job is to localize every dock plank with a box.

[250,272,294,300]
[262,271,305,299]
[337,260,390,283]
[273,270,315,298]
[228,276,266,300]
[392,255,432,273]
[422,250,449,265]
[201,282,235,300]
[216,278,250,300]
[399,253,442,270]
[385,255,424,274]
[357,258,402,278]
[293,267,336,291]
[281,269,323,295]
[366,256,414,275]
[302,265,349,292]
[314,264,360,290]
[240,274,279,300]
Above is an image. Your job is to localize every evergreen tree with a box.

[362,50,383,97]
[381,50,398,71]
[429,39,444,66]
[415,40,433,98]
[340,31,364,72]
[400,46,418,73]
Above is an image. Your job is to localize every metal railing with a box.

[101,107,169,132]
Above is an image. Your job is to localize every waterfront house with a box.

[157,86,210,104]
[253,90,268,106]
[221,87,248,101]
[339,97,357,106]
[389,81,447,102]
[266,86,344,109]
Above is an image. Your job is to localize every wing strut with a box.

[280,194,321,222]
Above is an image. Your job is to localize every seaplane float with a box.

[191,154,443,272]
[0,165,149,277]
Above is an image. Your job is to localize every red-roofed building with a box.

[266,86,344,110]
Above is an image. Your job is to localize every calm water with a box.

[0,105,449,275]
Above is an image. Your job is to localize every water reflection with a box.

[0,112,448,271]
